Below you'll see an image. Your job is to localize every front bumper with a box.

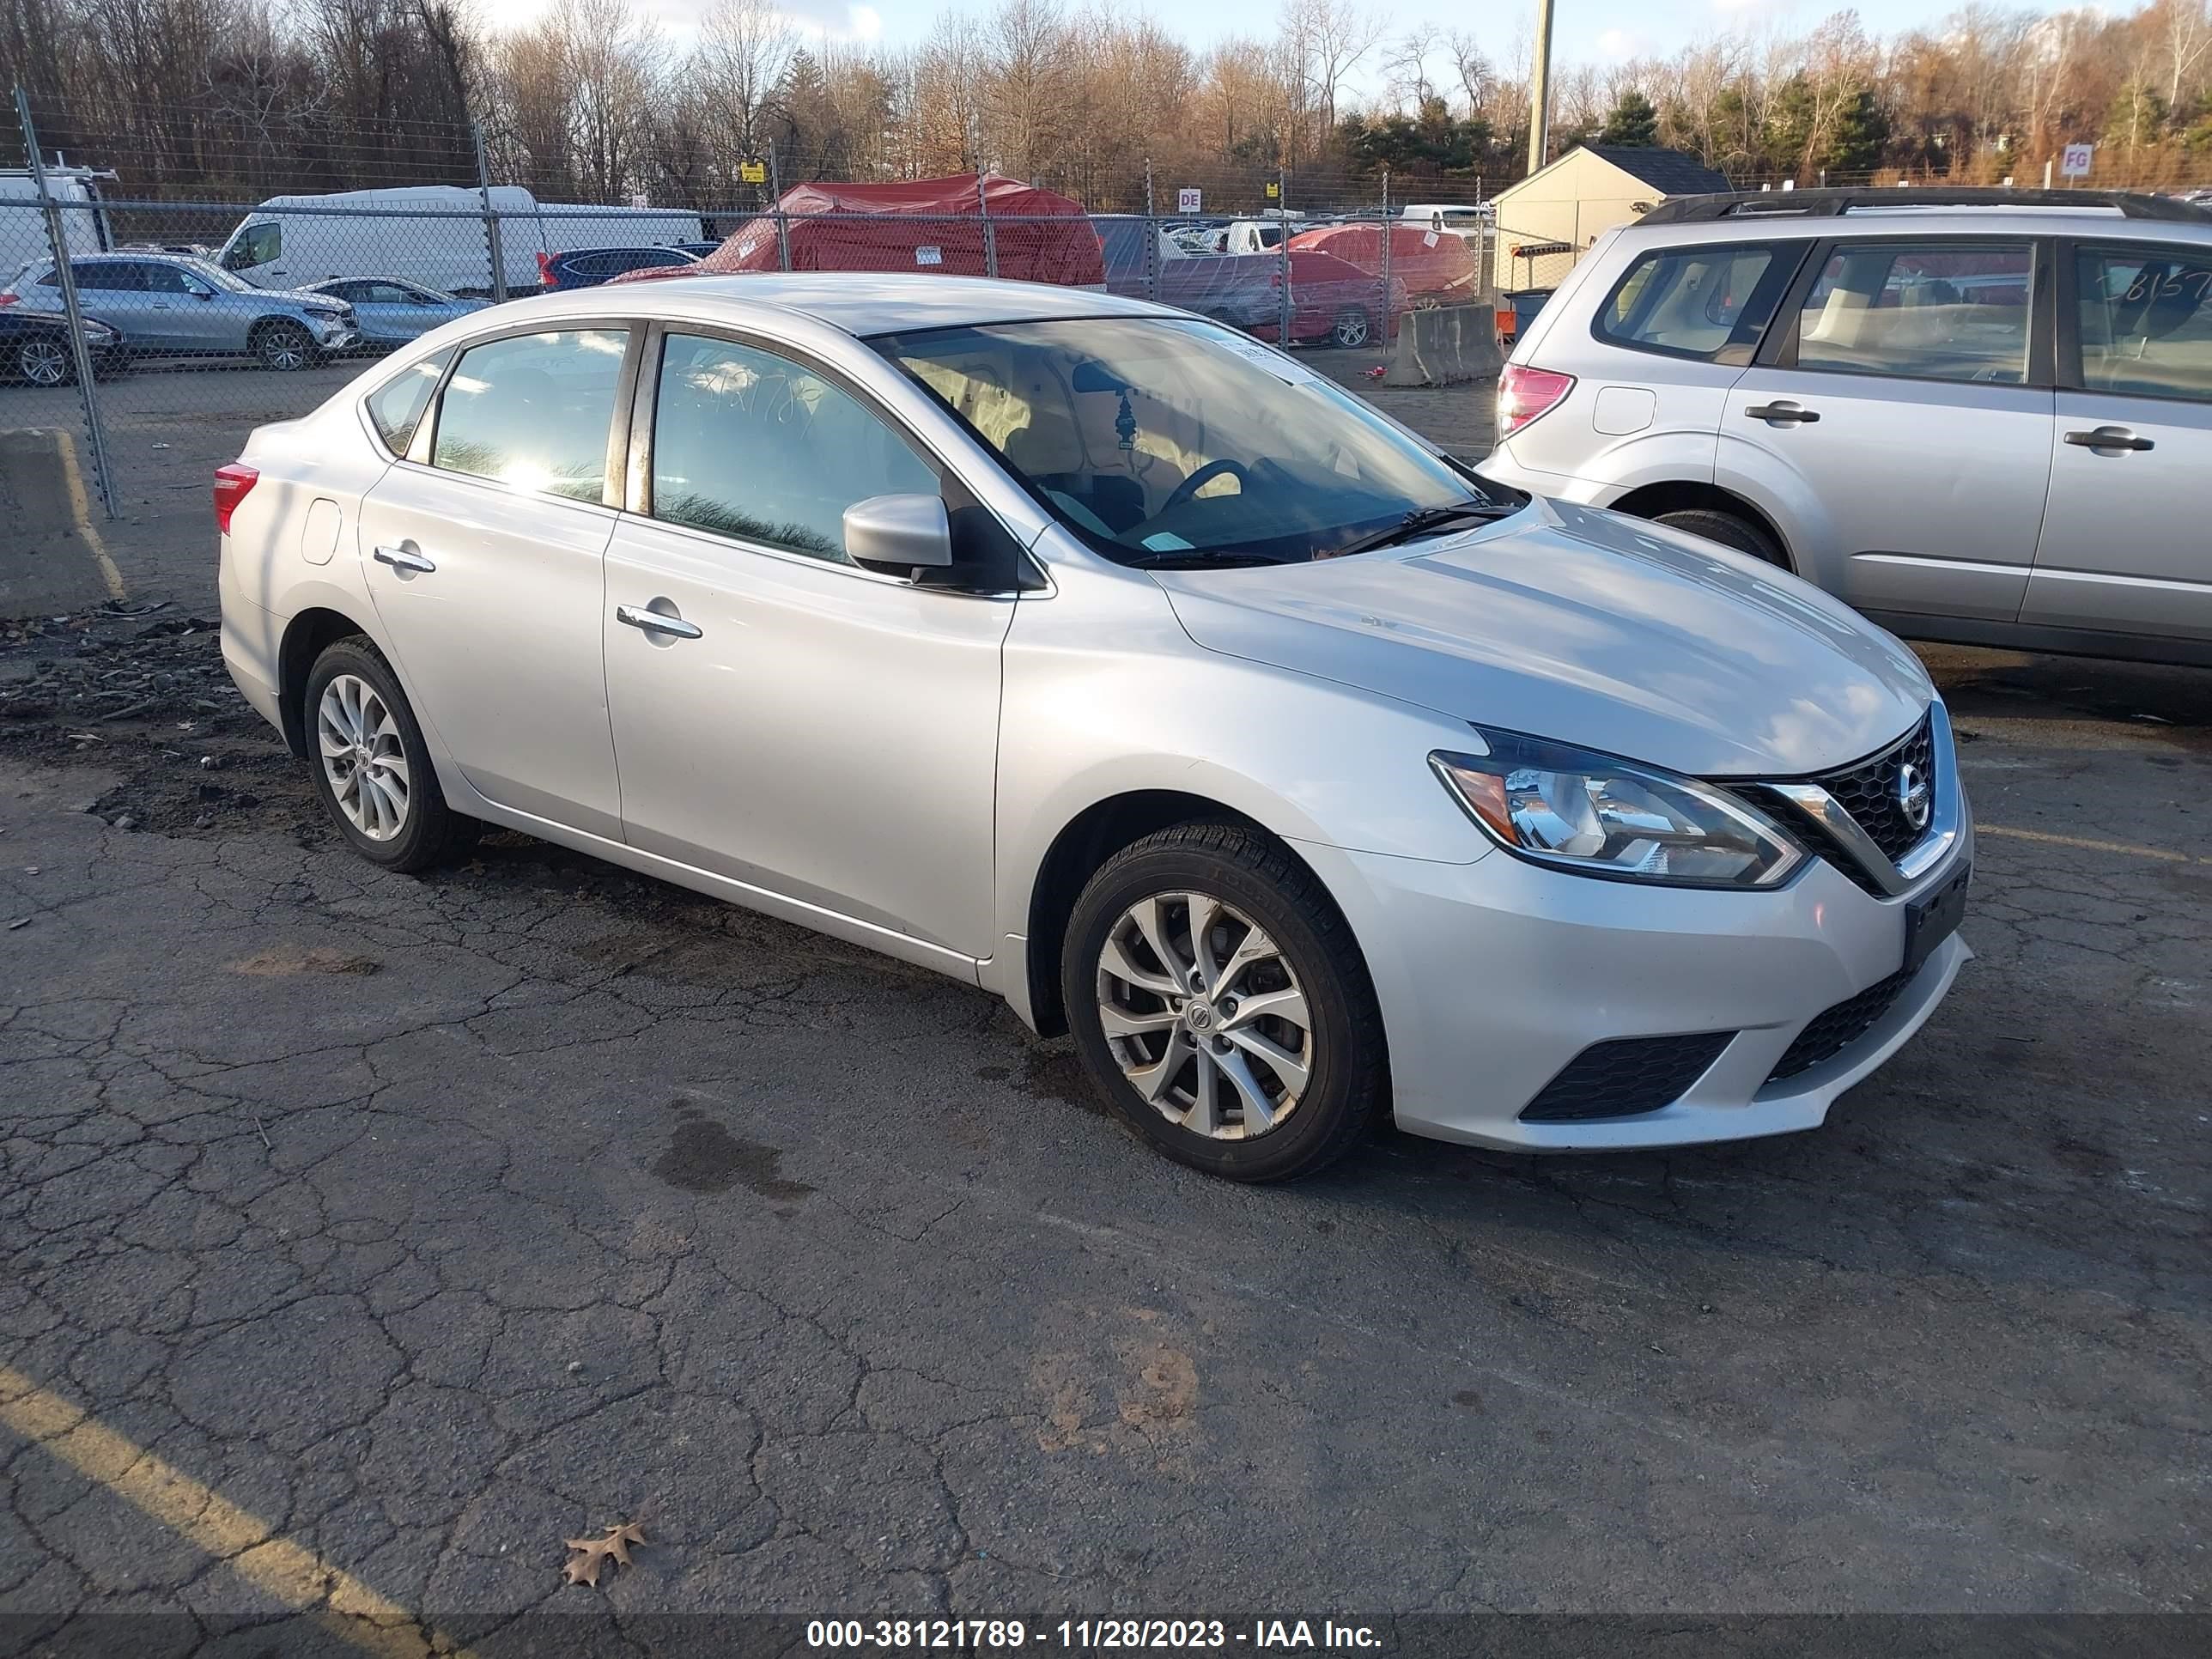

[306,320,356,349]
[1299,781,1974,1152]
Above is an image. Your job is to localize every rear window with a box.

[1596,244,1786,362]
[430,329,628,501]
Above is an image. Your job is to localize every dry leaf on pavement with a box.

[562,1521,648,1588]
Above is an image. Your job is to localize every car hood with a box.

[1152,498,1933,778]
[259,287,348,309]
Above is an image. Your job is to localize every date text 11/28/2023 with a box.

[805,1620,1384,1650]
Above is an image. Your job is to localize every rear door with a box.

[57,259,167,349]
[1725,235,2055,624]
[357,324,634,838]
[2023,240,2212,646]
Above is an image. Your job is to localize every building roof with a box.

[1498,144,1733,202]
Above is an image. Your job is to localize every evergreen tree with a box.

[1599,90,1659,147]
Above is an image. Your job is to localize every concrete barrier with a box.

[1384,303,1504,388]
[0,428,124,617]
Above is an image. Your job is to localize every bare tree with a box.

[1281,0,1383,152]
[691,0,795,174]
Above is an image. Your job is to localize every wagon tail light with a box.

[213,463,259,534]
[537,251,555,286]
[1498,364,1575,437]
[0,291,16,306]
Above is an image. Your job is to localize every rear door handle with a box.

[2063,426,2154,452]
[1745,403,1820,424]
[616,603,702,640]
[372,544,436,573]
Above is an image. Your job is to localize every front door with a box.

[1725,236,2054,624]
[2024,240,2212,645]
[358,325,634,838]
[603,328,1009,960]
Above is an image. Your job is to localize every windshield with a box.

[872,317,1512,565]
[176,256,247,291]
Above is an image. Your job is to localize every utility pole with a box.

[1528,0,1556,177]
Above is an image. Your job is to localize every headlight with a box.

[1431,730,1802,888]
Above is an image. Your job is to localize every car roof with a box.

[502,271,1182,336]
[1623,191,2212,246]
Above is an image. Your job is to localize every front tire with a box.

[1654,507,1786,568]
[1062,823,1388,1182]
[1330,307,1371,349]
[257,319,316,372]
[302,638,474,872]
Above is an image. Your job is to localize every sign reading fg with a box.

[2062,143,2093,179]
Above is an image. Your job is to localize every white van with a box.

[1223,215,1312,255]
[0,166,116,279]
[216,186,704,296]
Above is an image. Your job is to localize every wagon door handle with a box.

[616,603,702,640]
[1745,402,1820,425]
[373,544,436,573]
[2063,426,2154,452]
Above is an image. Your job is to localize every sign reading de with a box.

[1177,187,1201,214]
[2061,143,2093,179]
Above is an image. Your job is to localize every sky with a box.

[506,0,2092,93]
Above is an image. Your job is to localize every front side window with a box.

[365,349,453,455]
[2075,245,2212,403]
[1597,243,1784,360]
[875,317,1502,565]
[1794,240,2033,384]
[140,264,191,295]
[649,332,937,562]
[431,329,627,501]
[224,221,281,271]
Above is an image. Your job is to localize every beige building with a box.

[1491,145,1731,292]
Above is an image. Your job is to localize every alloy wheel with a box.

[18,339,69,386]
[261,325,310,371]
[1332,309,1370,348]
[1095,890,1313,1140]
[316,673,410,841]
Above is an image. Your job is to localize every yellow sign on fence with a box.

[739,160,767,185]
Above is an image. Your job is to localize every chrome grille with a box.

[1809,714,1934,866]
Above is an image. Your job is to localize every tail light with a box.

[0,291,16,306]
[213,462,258,534]
[537,251,556,287]
[1498,364,1575,437]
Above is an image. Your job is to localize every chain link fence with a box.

[13,85,2212,521]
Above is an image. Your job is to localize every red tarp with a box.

[1287,222,1478,302]
[617,173,1103,287]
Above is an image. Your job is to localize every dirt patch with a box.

[229,946,381,976]
[0,605,324,843]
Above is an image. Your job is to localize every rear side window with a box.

[73,263,143,291]
[431,329,628,501]
[1793,241,2033,384]
[1596,244,1784,361]
[2074,245,2212,403]
[649,331,937,562]
[364,349,453,455]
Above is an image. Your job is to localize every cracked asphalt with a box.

[2,365,2209,1652]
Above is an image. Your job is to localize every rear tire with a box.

[302,638,477,873]
[15,337,72,386]
[1062,823,1388,1182]
[1654,507,1786,568]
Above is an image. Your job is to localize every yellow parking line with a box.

[52,428,127,601]
[1977,824,2199,865]
[0,1364,477,1659]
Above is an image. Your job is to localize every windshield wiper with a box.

[1326,500,1513,559]
[1123,550,1278,570]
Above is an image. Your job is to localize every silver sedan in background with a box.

[216,275,1972,1182]
[304,278,487,347]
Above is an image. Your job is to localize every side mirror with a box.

[842,493,951,572]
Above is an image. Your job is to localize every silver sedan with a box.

[216,275,1972,1181]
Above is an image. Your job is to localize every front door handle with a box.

[616,603,702,640]
[1745,402,1820,425]
[373,544,436,574]
[2063,426,2154,453]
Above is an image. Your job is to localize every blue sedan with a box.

[305,279,486,347]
